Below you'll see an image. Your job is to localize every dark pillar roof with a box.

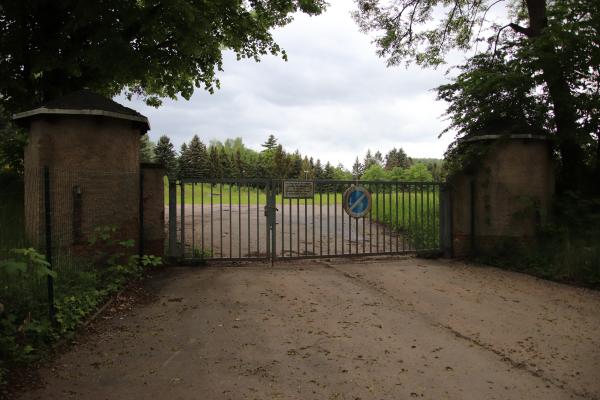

[12,89,150,133]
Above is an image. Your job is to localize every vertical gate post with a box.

[43,166,55,321]
[168,180,177,258]
[139,169,144,259]
[439,184,453,257]
[180,182,186,258]
[269,182,277,264]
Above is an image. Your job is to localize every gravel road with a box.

[16,258,600,400]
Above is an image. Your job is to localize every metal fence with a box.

[0,167,140,320]
[168,179,449,261]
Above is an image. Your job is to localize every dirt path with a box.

[16,258,600,400]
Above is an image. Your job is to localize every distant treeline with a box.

[140,134,444,182]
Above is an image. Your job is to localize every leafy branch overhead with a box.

[0,0,326,112]
[354,0,599,190]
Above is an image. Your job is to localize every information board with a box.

[283,181,314,199]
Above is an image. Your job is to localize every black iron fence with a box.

[1,167,140,320]
[168,179,450,261]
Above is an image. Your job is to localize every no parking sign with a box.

[343,185,372,218]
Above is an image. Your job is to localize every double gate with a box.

[167,179,450,261]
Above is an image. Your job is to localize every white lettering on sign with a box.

[283,181,314,198]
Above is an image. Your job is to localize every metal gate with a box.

[167,179,450,261]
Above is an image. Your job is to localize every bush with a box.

[0,228,162,388]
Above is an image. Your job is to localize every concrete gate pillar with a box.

[448,135,554,257]
[13,90,151,252]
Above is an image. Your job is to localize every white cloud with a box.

[119,1,457,169]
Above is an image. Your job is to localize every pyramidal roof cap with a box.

[12,89,150,133]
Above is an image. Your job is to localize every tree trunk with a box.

[519,0,586,191]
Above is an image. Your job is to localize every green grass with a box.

[370,190,440,250]
[165,180,345,205]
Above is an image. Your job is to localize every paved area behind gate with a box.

[17,258,600,400]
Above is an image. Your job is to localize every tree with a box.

[187,135,210,178]
[373,150,384,167]
[139,134,156,163]
[314,159,324,179]
[289,151,303,179]
[353,0,598,189]
[0,110,26,174]
[404,163,433,182]
[232,149,246,178]
[333,164,353,181]
[261,134,279,151]
[352,157,364,179]
[178,143,191,178]
[361,164,388,181]
[363,149,378,170]
[208,146,221,178]
[323,162,335,180]
[0,1,325,114]
[154,135,177,177]
[219,147,232,178]
[385,147,410,170]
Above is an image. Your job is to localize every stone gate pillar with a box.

[448,135,554,257]
[13,90,150,251]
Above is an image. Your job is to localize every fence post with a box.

[43,166,55,321]
[180,182,185,258]
[139,169,144,260]
[439,184,453,257]
[269,182,277,265]
[168,180,177,259]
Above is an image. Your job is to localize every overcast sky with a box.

[120,1,458,169]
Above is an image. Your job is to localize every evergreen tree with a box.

[384,147,410,170]
[373,150,384,167]
[219,147,232,178]
[314,159,324,179]
[352,157,364,179]
[178,143,191,178]
[209,146,221,178]
[363,149,377,170]
[289,151,303,179]
[154,135,177,176]
[323,162,335,180]
[187,135,210,177]
[139,134,156,163]
[233,150,245,178]
[261,134,278,151]
[273,144,289,178]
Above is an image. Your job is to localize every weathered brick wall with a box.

[449,138,554,257]
[24,116,141,249]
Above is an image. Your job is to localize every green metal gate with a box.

[167,179,450,261]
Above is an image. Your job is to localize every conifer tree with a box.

[209,146,221,178]
[352,157,364,179]
[187,135,210,178]
[154,135,177,177]
[178,143,191,178]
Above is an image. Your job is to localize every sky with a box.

[120,1,458,170]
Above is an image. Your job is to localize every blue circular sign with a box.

[343,186,372,218]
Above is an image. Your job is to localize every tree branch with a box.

[508,22,532,37]
[493,23,513,55]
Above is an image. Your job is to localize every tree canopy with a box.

[354,0,600,190]
[0,0,326,113]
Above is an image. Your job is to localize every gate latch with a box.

[263,205,278,217]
